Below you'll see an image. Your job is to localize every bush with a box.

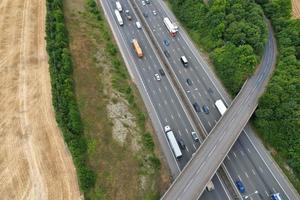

[169,0,267,95]
[45,0,96,195]
[254,0,300,179]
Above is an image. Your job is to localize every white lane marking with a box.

[164,100,167,105]
[158,103,161,107]
[245,172,249,178]
[259,166,264,173]
[194,88,198,91]
[252,169,256,176]
[158,88,162,93]
[193,144,196,150]
[183,177,194,193]
[208,121,212,127]
[171,99,175,104]
[196,163,204,174]
[186,146,189,152]
[247,148,251,153]
[227,155,231,160]
[238,175,242,181]
[165,118,168,123]
[197,79,200,83]
[147,79,151,83]
[208,145,217,157]
[178,130,182,136]
[233,152,237,158]
[198,93,202,97]
[265,191,269,196]
[179,70,182,74]
[241,150,245,156]
[177,112,181,119]
[171,114,174,120]
[185,128,189,134]
[214,119,218,124]
[152,90,156,95]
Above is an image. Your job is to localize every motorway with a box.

[135,1,298,200]
[100,0,231,199]
[100,0,299,200]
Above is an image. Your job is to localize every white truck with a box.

[164,126,182,159]
[215,99,227,115]
[163,17,178,37]
[116,1,122,12]
[206,180,215,192]
[114,9,123,26]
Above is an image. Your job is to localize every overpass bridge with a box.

[161,21,277,200]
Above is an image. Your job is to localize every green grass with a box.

[63,0,168,199]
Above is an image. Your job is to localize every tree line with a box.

[45,0,96,196]
[169,0,267,95]
[254,0,300,180]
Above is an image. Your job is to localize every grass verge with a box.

[63,0,170,199]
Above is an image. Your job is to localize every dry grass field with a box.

[292,0,300,18]
[0,0,81,199]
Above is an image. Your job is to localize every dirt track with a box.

[292,0,300,18]
[0,0,81,199]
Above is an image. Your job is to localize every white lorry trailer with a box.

[114,9,123,26]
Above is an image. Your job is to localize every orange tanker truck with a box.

[132,39,143,58]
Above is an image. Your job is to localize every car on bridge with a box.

[235,180,245,193]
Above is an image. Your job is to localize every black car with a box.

[186,78,192,86]
[163,50,170,58]
[143,12,148,18]
[159,69,165,76]
[145,0,150,4]
[193,102,201,112]
[202,105,210,114]
[177,139,186,150]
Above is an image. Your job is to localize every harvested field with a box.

[0,0,81,199]
[292,0,300,18]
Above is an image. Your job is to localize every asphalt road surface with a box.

[99,1,231,199]
[101,0,299,200]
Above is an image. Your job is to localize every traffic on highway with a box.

[100,0,299,200]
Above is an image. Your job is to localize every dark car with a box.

[235,180,245,193]
[193,102,201,113]
[177,139,186,150]
[159,69,165,76]
[202,105,209,114]
[145,0,150,4]
[163,50,170,58]
[186,78,192,86]
[163,39,170,46]
[143,12,148,18]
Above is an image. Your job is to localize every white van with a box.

[136,21,142,29]
[180,56,188,67]
[116,1,122,12]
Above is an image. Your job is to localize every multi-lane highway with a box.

[100,0,299,200]
[134,1,300,200]
[99,0,231,199]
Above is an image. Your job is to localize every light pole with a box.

[244,190,258,199]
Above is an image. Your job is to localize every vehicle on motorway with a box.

[163,39,170,46]
[152,10,157,16]
[136,21,142,29]
[193,102,201,112]
[159,69,165,76]
[186,78,192,86]
[215,99,227,115]
[116,1,122,12]
[270,193,283,200]
[131,39,143,58]
[154,73,161,81]
[191,131,199,142]
[180,56,188,67]
[163,17,178,37]
[142,1,146,6]
[125,10,132,20]
[164,125,171,133]
[206,180,215,192]
[163,49,170,58]
[145,0,150,4]
[143,12,148,18]
[202,105,209,114]
[177,139,186,150]
[165,129,182,159]
[114,10,123,26]
[235,180,245,193]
